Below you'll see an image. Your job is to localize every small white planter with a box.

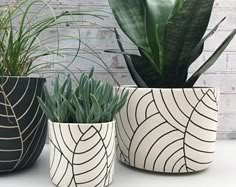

[48,120,116,187]
[116,86,219,173]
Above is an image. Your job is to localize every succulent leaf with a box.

[38,97,57,121]
[38,69,128,123]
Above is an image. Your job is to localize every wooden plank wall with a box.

[1,0,236,139]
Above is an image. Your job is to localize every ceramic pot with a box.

[116,86,219,173]
[0,77,47,173]
[49,120,116,187]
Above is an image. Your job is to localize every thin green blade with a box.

[186,29,236,87]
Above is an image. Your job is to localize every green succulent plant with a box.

[38,68,129,123]
[107,0,236,88]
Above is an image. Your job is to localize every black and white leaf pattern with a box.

[0,77,47,173]
[116,87,218,173]
[49,121,115,187]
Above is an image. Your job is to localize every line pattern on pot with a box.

[0,77,47,173]
[116,88,218,173]
[49,122,115,187]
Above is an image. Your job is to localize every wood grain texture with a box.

[0,0,235,139]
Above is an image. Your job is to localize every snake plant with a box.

[107,0,236,88]
[38,68,128,123]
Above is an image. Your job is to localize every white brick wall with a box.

[1,0,236,139]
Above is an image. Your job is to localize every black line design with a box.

[126,88,138,132]
[115,87,219,173]
[49,121,115,187]
[134,91,152,125]
[153,138,184,171]
[0,77,47,173]
[133,120,166,167]
[160,90,186,129]
[152,91,184,133]
[164,147,183,172]
[145,101,155,118]
[172,156,184,173]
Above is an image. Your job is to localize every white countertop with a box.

[0,140,235,187]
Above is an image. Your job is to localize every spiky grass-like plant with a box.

[0,0,102,76]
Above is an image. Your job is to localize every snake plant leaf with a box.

[143,0,173,71]
[108,0,148,49]
[129,54,181,87]
[108,0,154,65]
[184,17,226,66]
[186,29,236,87]
[126,55,149,88]
[113,28,148,88]
[130,55,162,87]
[164,0,215,85]
[176,17,226,84]
[169,0,185,18]
[108,0,233,88]
[165,0,214,64]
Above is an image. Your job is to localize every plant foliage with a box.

[107,0,236,88]
[0,0,101,76]
[38,68,129,123]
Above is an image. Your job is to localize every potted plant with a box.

[0,0,97,173]
[107,0,236,173]
[38,68,128,187]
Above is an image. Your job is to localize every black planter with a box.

[0,77,47,173]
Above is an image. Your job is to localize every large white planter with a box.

[116,87,219,173]
[48,120,116,187]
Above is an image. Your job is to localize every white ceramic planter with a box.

[48,120,116,187]
[116,86,219,173]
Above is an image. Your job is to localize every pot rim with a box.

[118,85,218,90]
[48,119,116,126]
[0,76,46,80]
